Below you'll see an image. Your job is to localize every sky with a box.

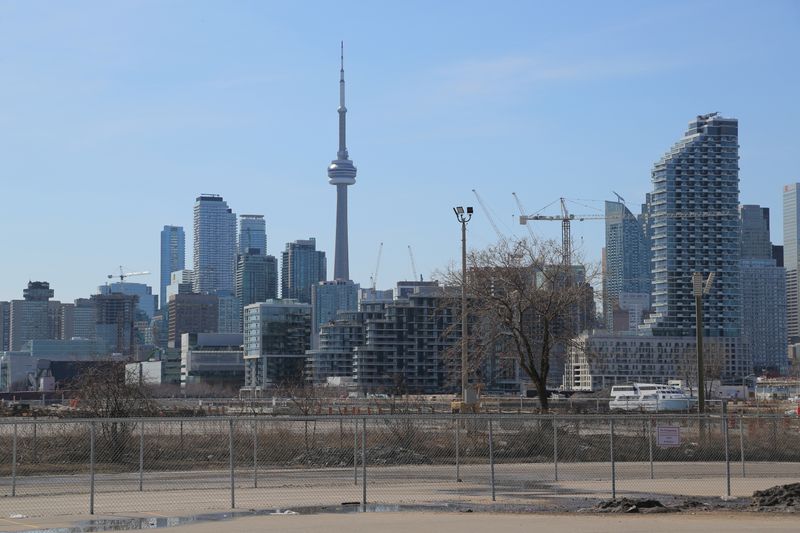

[1,0,799,302]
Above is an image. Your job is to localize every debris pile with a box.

[752,483,800,512]
[593,498,667,513]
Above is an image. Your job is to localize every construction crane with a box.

[108,266,150,284]
[472,189,504,240]
[408,245,418,281]
[521,196,738,267]
[512,192,536,240]
[370,242,383,290]
[519,198,604,266]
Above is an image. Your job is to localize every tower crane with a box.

[408,245,419,281]
[519,198,604,266]
[370,242,383,290]
[471,189,504,240]
[108,266,150,284]
[520,196,738,267]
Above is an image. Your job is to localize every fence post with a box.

[229,419,235,509]
[455,418,461,482]
[353,419,358,486]
[11,423,17,497]
[722,406,731,498]
[553,414,558,482]
[489,418,496,502]
[253,418,258,489]
[32,422,37,464]
[89,422,96,515]
[647,418,654,480]
[610,418,616,500]
[739,413,746,478]
[361,417,367,511]
[138,421,144,491]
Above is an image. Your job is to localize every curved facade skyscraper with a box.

[642,113,741,339]
[327,43,357,281]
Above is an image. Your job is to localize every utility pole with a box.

[453,206,474,406]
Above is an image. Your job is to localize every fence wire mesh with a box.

[1,413,798,519]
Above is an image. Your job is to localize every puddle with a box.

[21,502,552,532]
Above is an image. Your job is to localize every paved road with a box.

[1,461,798,520]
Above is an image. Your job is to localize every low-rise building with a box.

[181,332,244,389]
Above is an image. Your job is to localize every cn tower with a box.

[327,42,357,281]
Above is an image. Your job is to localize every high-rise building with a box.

[310,280,359,348]
[236,254,278,307]
[0,301,9,352]
[60,298,97,340]
[9,281,60,351]
[636,113,748,382]
[603,200,650,331]
[238,215,267,256]
[739,204,787,373]
[167,293,219,349]
[216,290,241,334]
[783,183,800,342]
[160,226,185,311]
[281,238,326,303]
[327,43,357,281]
[99,282,157,321]
[242,300,312,393]
[91,292,138,356]
[193,194,237,295]
[643,114,742,339]
[740,205,772,260]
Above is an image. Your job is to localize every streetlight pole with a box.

[453,206,473,405]
[692,271,715,415]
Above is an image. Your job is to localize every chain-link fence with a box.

[0,413,798,519]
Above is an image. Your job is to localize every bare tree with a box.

[71,362,157,461]
[441,237,597,411]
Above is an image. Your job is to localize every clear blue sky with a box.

[1,0,798,302]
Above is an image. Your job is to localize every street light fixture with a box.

[454,206,474,407]
[693,271,715,414]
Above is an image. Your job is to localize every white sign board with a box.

[656,426,681,448]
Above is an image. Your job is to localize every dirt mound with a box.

[752,483,800,512]
[594,498,667,513]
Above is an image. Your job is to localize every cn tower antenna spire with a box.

[328,41,357,281]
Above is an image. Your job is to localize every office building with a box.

[99,282,157,321]
[238,215,267,255]
[91,292,138,356]
[216,290,241,334]
[0,301,9,352]
[60,298,97,340]
[739,204,787,373]
[242,300,312,393]
[281,238,326,303]
[160,226,185,310]
[167,293,219,349]
[180,332,244,389]
[784,183,800,342]
[9,281,60,351]
[603,199,650,331]
[193,194,237,295]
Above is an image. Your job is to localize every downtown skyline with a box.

[1,1,799,302]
